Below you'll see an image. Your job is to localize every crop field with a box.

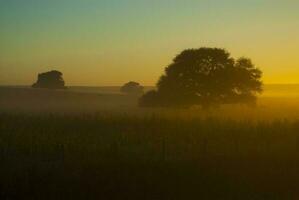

[1,86,299,199]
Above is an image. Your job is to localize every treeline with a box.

[32,47,262,108]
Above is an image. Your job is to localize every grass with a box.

[1,87,299,199]
[1,113,299,199]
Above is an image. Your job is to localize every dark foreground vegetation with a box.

[1,113,299,199]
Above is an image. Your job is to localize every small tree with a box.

[120,81,144,95]
[32,70,66,89]
[139,48,262,107]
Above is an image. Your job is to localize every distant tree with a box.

[139,47,263,107]
[32,70,66,89]
[121,81,144,95]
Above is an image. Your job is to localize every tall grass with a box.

[1,113,299,199]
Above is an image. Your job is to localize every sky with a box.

[0,0,298,86]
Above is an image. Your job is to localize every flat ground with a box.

[1,85,299,199]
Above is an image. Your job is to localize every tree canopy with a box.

[139,48,263,107]
[121,81,144,95]
[32,70,66,89]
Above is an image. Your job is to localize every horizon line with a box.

[2,83,299,87]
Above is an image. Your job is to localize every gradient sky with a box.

[1,0,298,86]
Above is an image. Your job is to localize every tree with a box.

[32,70,66,89]
[120,81,144,95]
[139,47,262,107]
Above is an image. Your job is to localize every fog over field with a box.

[2,85,299,199]
[1,84,299,121]
[4,84,299,96]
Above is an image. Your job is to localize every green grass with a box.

[1,113,299,199]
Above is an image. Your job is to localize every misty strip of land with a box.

[1,85,299,121]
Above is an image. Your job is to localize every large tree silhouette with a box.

[32,70,66,89]
[139,48,262,107]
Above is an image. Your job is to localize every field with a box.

[1,86,299,199]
